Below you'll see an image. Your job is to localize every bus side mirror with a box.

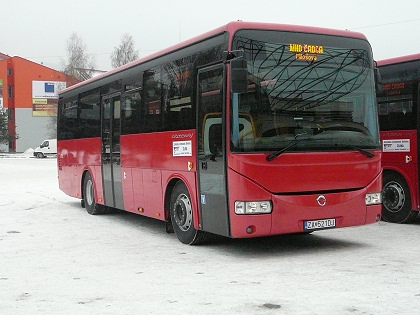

[231,58,248,94]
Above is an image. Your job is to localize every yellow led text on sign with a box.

[289,44,324,61]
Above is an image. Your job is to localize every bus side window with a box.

[58,99,78,140]
[122,89,142,135]
[179,107,193,129]
[238,115,255,150]
[143,67,162,133]
[209,123,222,157]
[197,67,224,156]
[378,113,390,131]
[203,115,222,156]
[79,90,101,138]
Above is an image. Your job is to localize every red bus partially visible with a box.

[377,54,420,223]
[57,22,382,244]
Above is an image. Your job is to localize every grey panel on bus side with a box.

[199,158,230,236]
[101,94,124,210]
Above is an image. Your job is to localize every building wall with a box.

[0,58,8,108]
[0,56,77,152]
[15,108,53,152]
[0,65,5,108]
[0,60,9,152]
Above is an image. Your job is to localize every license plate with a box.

[304,218,336,231]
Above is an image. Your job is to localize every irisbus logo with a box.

[171,133,193,139]
[317,195,327,207]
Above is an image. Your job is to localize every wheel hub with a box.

[383,181,405,213]
[86,180,94,206]
[173,194,192,232]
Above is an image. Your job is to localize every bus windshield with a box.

[231,30,380,153]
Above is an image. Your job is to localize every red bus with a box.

[57,22,382,244]
[377,54,420,223]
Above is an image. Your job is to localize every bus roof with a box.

[377,53,420,67]
[61,21,369,95]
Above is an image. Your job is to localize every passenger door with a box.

[196,65,230,236]
[101,94,124,209]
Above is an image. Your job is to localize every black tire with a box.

[83,172,104,215]
[170,182,206,245]
[382,172,418,223]
[36,152,44,158]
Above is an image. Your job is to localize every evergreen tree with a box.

[0,109,17,149]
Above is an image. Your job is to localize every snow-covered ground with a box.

[1,156,420,314]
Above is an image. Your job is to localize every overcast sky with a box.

[2,0,420,71]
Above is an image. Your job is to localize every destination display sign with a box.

[289,44,324,61]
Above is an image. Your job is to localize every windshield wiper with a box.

[266,138,309,161]
[266,138,375,162]
[336,144,375,158]
[315,122,369,135]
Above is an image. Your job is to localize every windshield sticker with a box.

[173,140,192,156]
[289,44,324,61]
[382,139,410,152]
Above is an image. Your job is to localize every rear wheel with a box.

[170,182,206,245]
[83,172,104,215]
[382,172,418,223]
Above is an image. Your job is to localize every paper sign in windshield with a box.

[382,139,410,152]
[173,141,192,156]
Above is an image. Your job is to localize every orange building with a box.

[0,53,77,152]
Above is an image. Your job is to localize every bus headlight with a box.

[366,193,382,205]
[235,201,272,214]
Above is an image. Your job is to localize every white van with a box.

[33,139,57,158]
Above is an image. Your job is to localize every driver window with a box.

[197,67,224,157]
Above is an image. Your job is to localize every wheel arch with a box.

[164,175,201,230]
[80,167,101,203]
[164,178,179,221]
[80,169,91,201]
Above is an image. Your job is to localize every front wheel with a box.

[83,172,104,215]
[170,182,206,245]
[382,172,418,223]
[36,152,44,158]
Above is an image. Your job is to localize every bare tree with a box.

[62,33,96,81]
[46,116,57,139]
[111,34,139,68]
